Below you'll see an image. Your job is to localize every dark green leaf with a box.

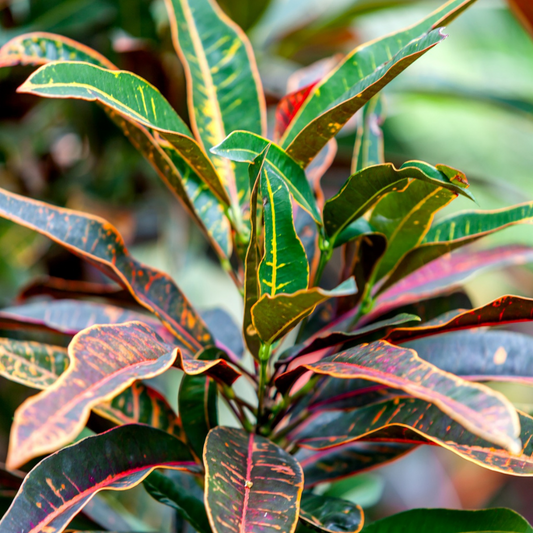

[299,493,363,533]
[352,95,385,174]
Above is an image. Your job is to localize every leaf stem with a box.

[256,343,272,432]
[271,408,311,442]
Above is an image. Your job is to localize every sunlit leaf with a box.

[299,493,364,533]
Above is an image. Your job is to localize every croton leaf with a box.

[352,95,385,174]
[276,340,521,452]
[178,347,220,461]
[279,0,477,164]
[385,295,533,344]
[201,307,245,360]
[298,442,415,488]
[361,508,533,533]
[0,425,199,533]
[509,0,533,38]
[143,470,210,533]
[299,493,364,533]
[204,426,304,533]
[323,162,472,243]
[297,398,533,477]
[366,245,533,325]
[369,180,456,281]
[164,0,266,206]
[211,131,321,223]
[259,167,309,297]
[381,200,533,293]
[6,322,179,470]
[251,279,357,345]
[404,330,533,384]
[0,188,212,353]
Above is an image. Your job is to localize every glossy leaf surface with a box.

[276,340,520,452]
[7,322,179,470]
[211,131,321,223]
[204,426,304,533]
[252,279,356,345]
[299,493,363,533]
[361,508,533,533]
[323,162,472,241]
[165,0,266,205]
[352,95,385,174]
[0,188,212,352]
[0,425,198,533]
[298,398,533,476]
[259,168,309,296]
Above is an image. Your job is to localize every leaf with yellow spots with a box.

[323,162,473,244]
[380,201,533,294]
[0,425,199,533]
[299,493,364,533]
[204,426,304,533]
[0,187,212,353]
[296,397,533,478]
[369,180,456,281]
[259,169,309,297]
[6,321,237,470]
[164,0,266,208]
[251,278,356,345]
[279,0,477,166]
[275,340,521,453]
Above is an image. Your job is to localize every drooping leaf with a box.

[164,0,266,206]
[298,442,415,488]
[298,398,533,477]
[0,188,212,352]
[0,425,199,533]
[299,493,364,533]
[204,426,304,533]
[143,470,210,533]
[276,340,521,452]
[381,201,533,294]
[259,168,309,297]
[323,162,472,243]
[361,508,533,533]
[251,279,357,345]
[201,307,244,359]
[352,95,385,174]
[178,347,220,460]
[404,330,533,384]
[369,180,456,281]
[211,131,321,223]
[385,295,533,344]
[6,322,178,470]
[243,148,268,357]
[279,0,477,164]
[367,245,533,324]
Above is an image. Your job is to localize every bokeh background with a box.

[1,0,533,529]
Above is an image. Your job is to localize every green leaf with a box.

[276,340,521,453]
[0,188,212,353]
[252,279,357,345]
[385,295,533,344]
[298,398,533,476]
[299,443,414,488]
[381,201,533,294]
[204,426,304,533]
[299,493,364,533]
[370,180,456,281]
[323,162,473,242]
[352,95,385,174]
[18,61,231,207]
[243,148,268,357]
[179,347,220,460]
[165,0,266,206]
[144,470,210,533]
[279,0,477,164]
[361,508,533,533]
[211,131,321,224]
[334,219,375,249]
[0,425,199,533]
[259,168,309,297]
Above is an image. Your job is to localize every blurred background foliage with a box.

[1,0,533,529]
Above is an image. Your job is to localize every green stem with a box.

[256,343,272,432]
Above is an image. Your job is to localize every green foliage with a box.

[0,0,532,531]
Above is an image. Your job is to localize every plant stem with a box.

[220,386,254,432]
[256,343,271,431]
[271,409,311,442]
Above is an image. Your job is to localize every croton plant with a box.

[0,0,533,531]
